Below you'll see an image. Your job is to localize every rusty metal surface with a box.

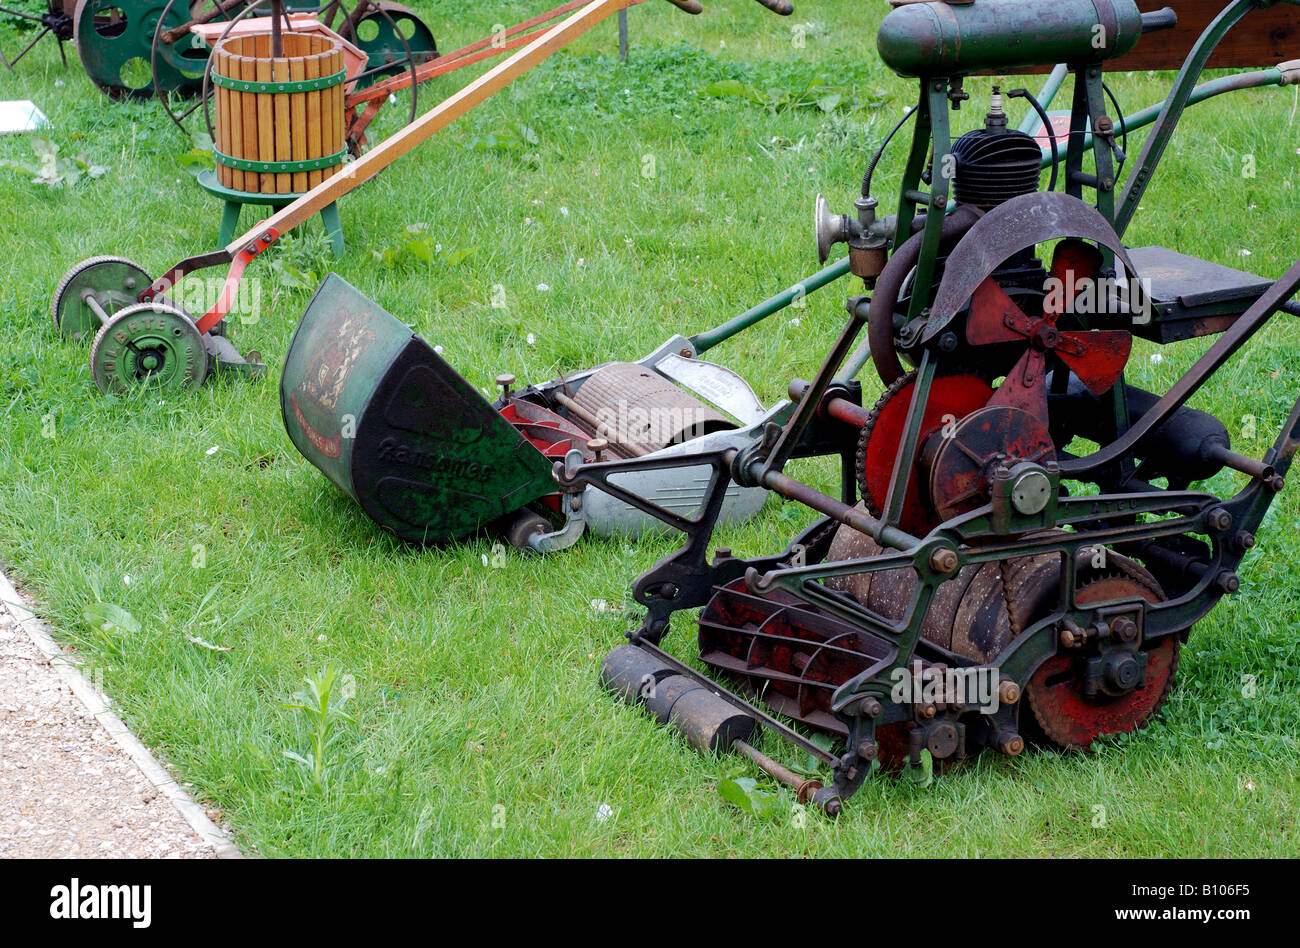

[928,406,1056,522]
[697,578,894,736]
[857,372,993,535]
[1026,561,1178,749]
[924,192,1143,344]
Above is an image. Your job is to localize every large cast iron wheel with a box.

[90,302,210,394]
[74,0,206,98]
[339,1,436,85]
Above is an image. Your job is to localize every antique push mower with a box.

[573,0,1300,814]
[51,0,792,395]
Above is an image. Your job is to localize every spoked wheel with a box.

[74,0,205,98]
[52,255,153,341]
[335,1,430,147]
[340,1,435,85]
[90,302,210,394]
[152,0,248,125]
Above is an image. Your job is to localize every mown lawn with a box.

[0,0,1296,856]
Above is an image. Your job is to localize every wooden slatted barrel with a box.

[211,31,346,195]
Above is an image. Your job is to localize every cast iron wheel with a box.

[52,255,152,341]
[90,301,209,394]
[74,0,205,98]
[339,0,435,85]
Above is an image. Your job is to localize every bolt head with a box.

[998,680,1021,705]
[1207,507,1232,532]
[929,548,959,574]
[496,373,516,389]
[1111,617,1138,643]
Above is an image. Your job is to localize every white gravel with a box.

[0,579,226,859]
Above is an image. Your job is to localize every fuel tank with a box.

[878,0,1145,78]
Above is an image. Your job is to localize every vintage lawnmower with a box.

[571,0,1300,815]
[51,0,794,396]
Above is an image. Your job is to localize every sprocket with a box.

[1025,556,1181,750]
[856,371,993,536]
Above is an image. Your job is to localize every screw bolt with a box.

[996,732,1024,756]
[1215,571,1240,594]
[1230,531,1256,554]
[929,548,959,574]
[859,696,883,719]
[856,739,879,761]
[1207,507,1232,533]
[1111,616,1138,643]
[998,680,1021,705]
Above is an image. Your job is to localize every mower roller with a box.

[570,0,1300,815]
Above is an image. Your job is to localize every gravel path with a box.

[0,575,233,858]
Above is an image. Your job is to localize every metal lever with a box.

[1140,8,1177,33]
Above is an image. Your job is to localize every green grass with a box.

[1,1,1298,857]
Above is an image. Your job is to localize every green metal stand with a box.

[196,168,344,256]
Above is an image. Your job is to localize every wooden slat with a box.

[290,55,307,193]
[240,49,260,193]
[273,55,291,194]
[215,49,230,189]
[306,48,322,190]
[256,40,274,194]
[1115,0,1300,72]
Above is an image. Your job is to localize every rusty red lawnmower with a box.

[572,0,1300,814]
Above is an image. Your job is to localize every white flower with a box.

[560,206,569,217]
[316,633,327,643]
[433,344,444,355]
[1239,249,1253,257]
[789,317,801,327]
[596,802,614,823]
[590,599,609,613]
[532,199,542,206]
[205,445,220,456]
[577,257,586,267]
[1150,353,1164,365]
[481,553,489,567]
[526,332,536,347]
[123,575,132,586]
[536,283,550,292]
[524,216,533,225]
